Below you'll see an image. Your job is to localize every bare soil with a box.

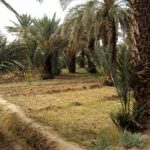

[0,75,104,96]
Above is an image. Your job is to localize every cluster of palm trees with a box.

[0,0,129,77]
[0,0,150,127]
[6,14,66,78]
[61,0,129,78]
[0,14,63,78]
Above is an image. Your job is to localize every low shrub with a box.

[120,130,144,148]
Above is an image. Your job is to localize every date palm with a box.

[31,14,63,79]
[129,0,150,125]
[0,34,24,73]
[7,14,33,39]
[6,14,39,69]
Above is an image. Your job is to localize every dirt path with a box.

[0,97,86,150]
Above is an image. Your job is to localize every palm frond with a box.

[0,35,24,73]
[0,0,19,16]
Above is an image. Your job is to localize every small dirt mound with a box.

[38,105,62,111]
[70,102,82,106]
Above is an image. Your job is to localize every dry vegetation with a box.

[0,72,124,149]
[0,109,33,150]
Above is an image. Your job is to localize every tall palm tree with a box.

[0,0,43,72]
[129,0,150,125]
[61,0,128,75]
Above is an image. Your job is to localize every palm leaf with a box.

[0,0,19,16]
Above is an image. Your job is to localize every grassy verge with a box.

[0,106,59,150]
[0,108,33,150]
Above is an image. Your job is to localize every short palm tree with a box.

[31,14,63,79]
[0,34,24,73]
[6,14,39,70]
[7,14,33,39]
[7,13,67,79]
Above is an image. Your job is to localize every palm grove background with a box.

[0,0,150,131]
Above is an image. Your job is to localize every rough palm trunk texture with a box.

[66,51,76,73]
[130,0,150,118]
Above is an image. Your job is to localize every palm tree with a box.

[129,0,150,125]
[6,14,40,70]
[31,14,64,79]
[0,34,24,73]
[7,13,67,79]
[7,14,33,39]
[61,0,128,75]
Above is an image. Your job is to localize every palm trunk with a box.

[87,38,97,73]
[130,0,150,124]
[110,17,117,70]
[85,53,97,73]
[79,51,85,68]
[87,57,97,73]
[66,51,76,73]
[42,52,54,79]
[42,37,68,79]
